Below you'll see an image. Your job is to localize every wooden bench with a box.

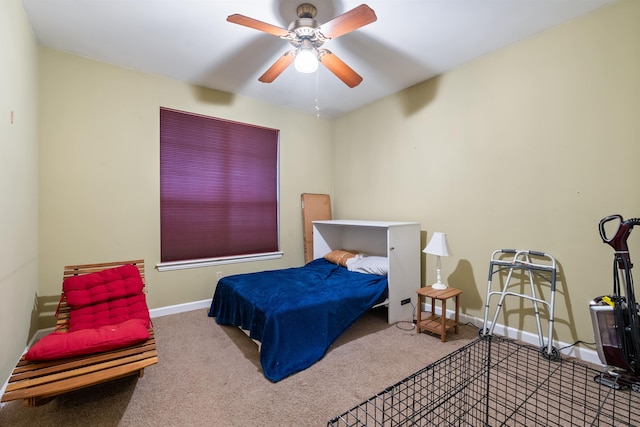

[1,260,158,407]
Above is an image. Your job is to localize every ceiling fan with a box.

[227,3,377,88]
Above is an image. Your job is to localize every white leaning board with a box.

[312,220,421,324]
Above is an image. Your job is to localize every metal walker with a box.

[479,249,560,360]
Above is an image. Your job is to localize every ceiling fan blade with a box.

[317,4,377,40]
[259,51,295,83]
[227,14,290,38]
[319,50,363,88]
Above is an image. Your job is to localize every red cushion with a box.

[69,293,151,332]
[64,264,144,308]
[24,319,150,361]
[62,264,151,332]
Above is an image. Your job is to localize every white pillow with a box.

[346,255,388,275]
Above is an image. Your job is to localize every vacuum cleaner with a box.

[590,214,640,391]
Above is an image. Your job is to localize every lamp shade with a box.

[423,232,451,257]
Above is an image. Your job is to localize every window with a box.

[158,107,280,271]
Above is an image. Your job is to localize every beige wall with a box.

[333,0,640,346]
[1,0,40,386]
[37,49,333,317]
[4,0,638,388]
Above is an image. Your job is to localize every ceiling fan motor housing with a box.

[288,2,323,48]
[288,17,324,48]
[296,3,317,19]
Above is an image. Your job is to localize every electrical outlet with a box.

[216,271,222,281]
[401,298,411,306]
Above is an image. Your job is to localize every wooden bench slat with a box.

[4,349,158,393]
[2,357,158,403]
[9,337,156,379]
[63,259,144,273]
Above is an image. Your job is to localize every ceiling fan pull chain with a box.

[315,69,321,118]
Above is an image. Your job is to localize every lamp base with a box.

[431,282,448,290]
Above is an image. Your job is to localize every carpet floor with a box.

[0,307,478,426]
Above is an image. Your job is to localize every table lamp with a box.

[423,232,451,290]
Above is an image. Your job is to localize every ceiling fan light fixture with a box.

[228,3,376,85]
[294,41,318,73]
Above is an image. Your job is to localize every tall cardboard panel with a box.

[301,193,332,263]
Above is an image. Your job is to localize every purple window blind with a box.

[160,108,279,263]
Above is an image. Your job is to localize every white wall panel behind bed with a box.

[312,220,421,324]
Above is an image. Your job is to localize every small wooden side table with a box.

[416,286,462,342]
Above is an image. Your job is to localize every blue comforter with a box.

[208,258,388,382]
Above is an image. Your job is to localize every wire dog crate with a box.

[328,337,640,426]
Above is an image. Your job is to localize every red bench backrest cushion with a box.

[63,264,151,332]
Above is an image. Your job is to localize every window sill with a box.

[156,252,284,272]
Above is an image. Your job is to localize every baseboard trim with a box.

[453,310,603,366]
[149,299,212,319]
[30,299,604,365]
[2,299,602,410]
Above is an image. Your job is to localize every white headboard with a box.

[312,220,421,324]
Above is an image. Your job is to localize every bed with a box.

[209,257,388,381]
[208,220,420,382]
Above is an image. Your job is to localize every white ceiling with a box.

[22,0,616,118]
